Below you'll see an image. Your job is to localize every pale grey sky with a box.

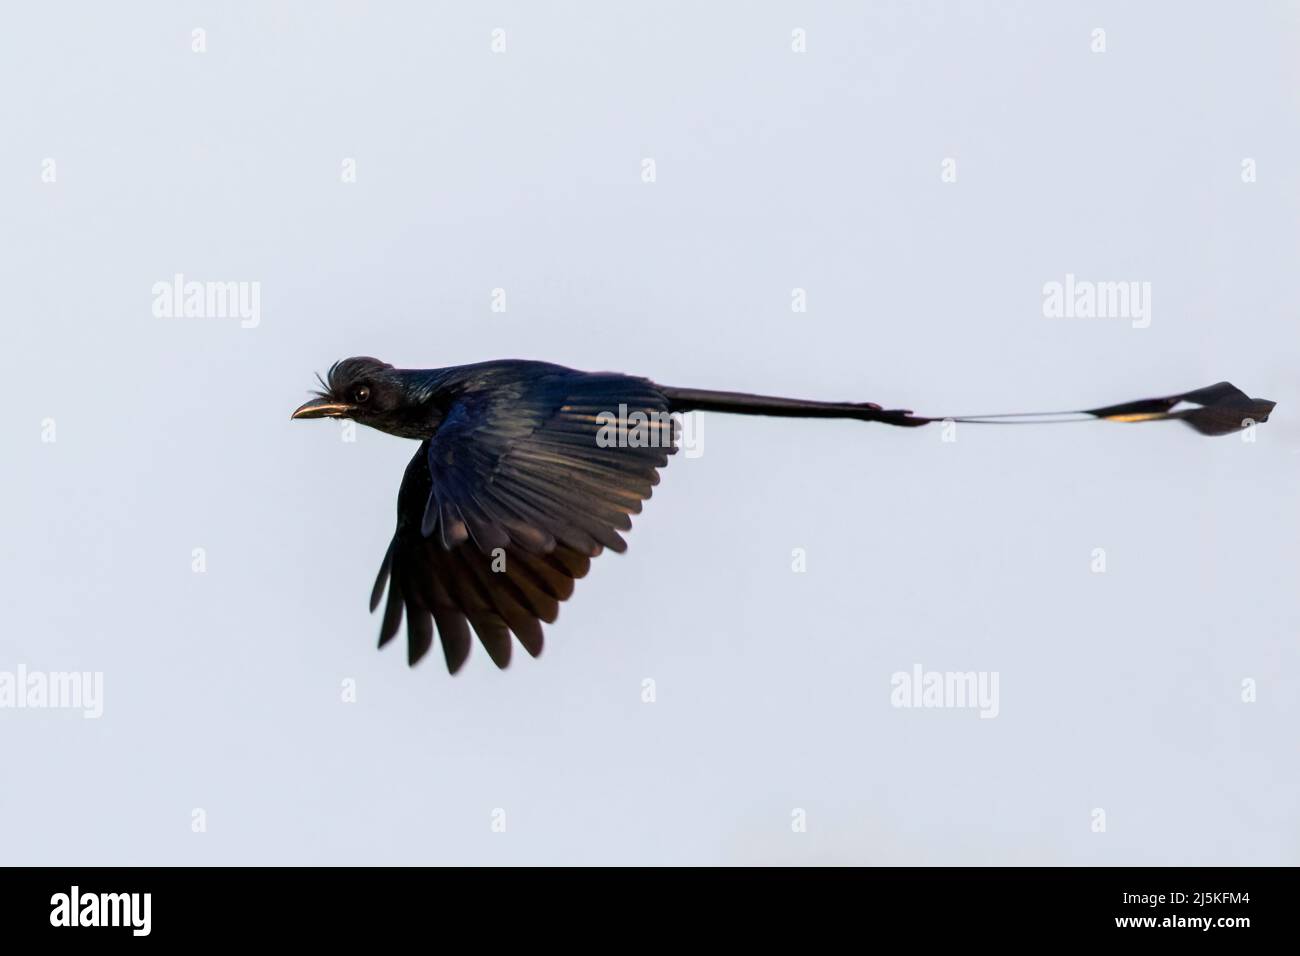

[2,1,1297,865]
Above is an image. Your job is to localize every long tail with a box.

[661,381,1275,437]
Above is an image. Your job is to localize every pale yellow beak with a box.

[291,398,355,420]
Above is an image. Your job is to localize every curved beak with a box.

[291,398,355,420]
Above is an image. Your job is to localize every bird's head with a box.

[291,356,434,438]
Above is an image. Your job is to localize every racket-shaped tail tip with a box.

[1177,396,1276,436]
[1091,381,1275,436]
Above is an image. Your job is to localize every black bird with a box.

[292,358,1275,673]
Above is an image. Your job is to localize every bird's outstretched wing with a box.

[370,372,675,672]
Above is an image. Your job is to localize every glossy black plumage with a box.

[292,358,1274,673]
[366,363,672,672]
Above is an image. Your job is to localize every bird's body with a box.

[293,357,1275,674]
[298,358,677,672]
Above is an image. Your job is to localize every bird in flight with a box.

[292,358,1274,674]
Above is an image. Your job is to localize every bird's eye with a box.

[353,385,370,404]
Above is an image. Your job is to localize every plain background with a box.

[2,1,1297,865]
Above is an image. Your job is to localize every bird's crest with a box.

[318,357,393,396]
